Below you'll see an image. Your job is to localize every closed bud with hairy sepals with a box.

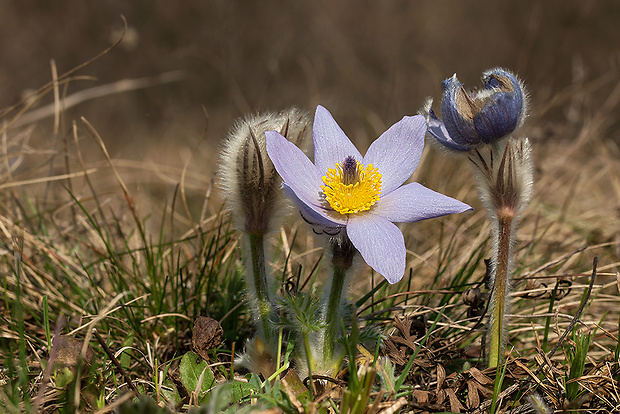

[219,108,311,235]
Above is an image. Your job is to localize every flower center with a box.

[321,156,382,214]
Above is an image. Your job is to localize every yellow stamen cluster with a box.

[322,160,382,214]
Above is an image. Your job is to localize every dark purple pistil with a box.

[341,156,358,185]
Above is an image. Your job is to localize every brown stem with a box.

[488,213,514,368]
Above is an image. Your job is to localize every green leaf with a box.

[565,330,592,401]
[218,380,256,403]
[248,372,263,390]
[204,380,258,413]
[53,367,75,388]
[160,378,181,406]
[282,369,310,403]
[179,351,215,403]
[120,334,134,370]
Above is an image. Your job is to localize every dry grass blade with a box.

[14,72,184,129]
[0,169,98,191]
[80,116,146,241]
[377,397,408,414]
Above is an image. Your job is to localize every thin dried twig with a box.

[93,329,140,395]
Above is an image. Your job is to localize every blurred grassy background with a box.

[1,0,618,158]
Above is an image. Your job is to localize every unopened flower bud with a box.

[425,68,527,151]
[219,108,311,234]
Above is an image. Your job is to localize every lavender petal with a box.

[363,115,427,194]
[346,214,406,284]
[265,130,325,208]
[372,182,472,223]
[313,105,363,173]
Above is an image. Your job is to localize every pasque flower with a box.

[424,67,533,370]
[425,68,526,151]
[265,105,471,284]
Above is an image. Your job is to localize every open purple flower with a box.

[265,105,472,284]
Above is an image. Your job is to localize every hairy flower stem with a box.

[323,265,348,362]
[472,139,533,369]
[488,213,515,368]
[322,236,356,364]
[248,232,274,343]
